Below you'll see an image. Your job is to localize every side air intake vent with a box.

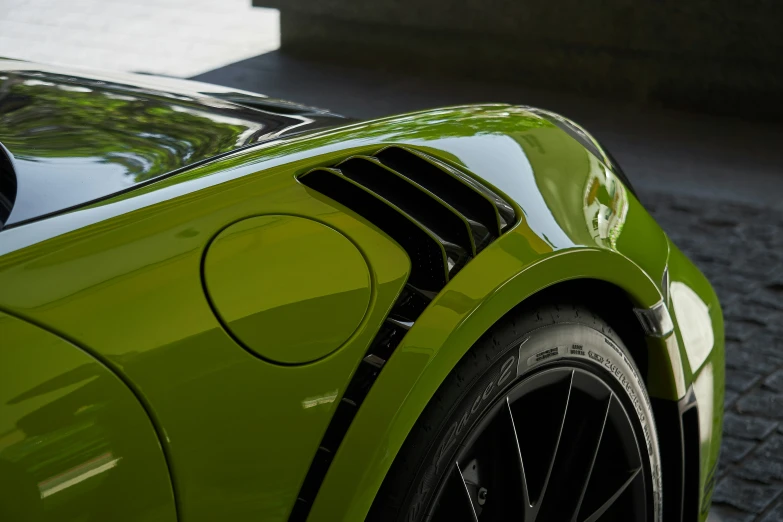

[291,146,517,521]
[300,146,515,300]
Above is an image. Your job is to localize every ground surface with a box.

[2,2,783,519]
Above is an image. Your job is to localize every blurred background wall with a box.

[259,0,783,118]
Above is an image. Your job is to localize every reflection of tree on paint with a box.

[2,361,122,517]
[102,105,551,206]
[0,339,172,522]
[0,72,275,183]
[582,156,628,249]
[272,105,549,162]
[360,106,549,145]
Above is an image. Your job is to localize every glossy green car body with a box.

[0,66,723,522]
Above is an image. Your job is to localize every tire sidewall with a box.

[411,322,662,522]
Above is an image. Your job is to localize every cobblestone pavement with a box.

[642,191,783,522]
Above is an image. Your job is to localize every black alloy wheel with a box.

[428,366,647,522]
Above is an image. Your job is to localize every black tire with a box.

[370,303,662,522]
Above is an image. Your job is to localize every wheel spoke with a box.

[505,398,532,514]
[534,370,574,513]
[573,395,613,520]
[457,399,529,520]
[581,467,642,522]
[509,367,574,514]
[455,463,480,522]
[536,371,612,521]
[577,394,646,521]
[431,462,482,522]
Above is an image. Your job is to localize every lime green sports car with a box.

[0,59,723,522]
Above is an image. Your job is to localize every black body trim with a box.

[650,387,701,522]
[634,301,675,338]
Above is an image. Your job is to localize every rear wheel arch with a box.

[307,247,681,522]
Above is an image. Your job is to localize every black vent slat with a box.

[411,148,516,231]
[375,146,513,236]
[338,156,476,255]
[300,168,450,292]
[463,217,492,254]
[390,284,432,323]
[382,146,516,231]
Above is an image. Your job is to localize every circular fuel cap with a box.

[203,215,371,364]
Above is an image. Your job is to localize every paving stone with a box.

[750,291,783,313]
[726,304,778,327]
[730,321,773,343]
[732,255,783,279]
[766,370,783,393]
[713,477,783,515]
[728,348,783,375]
[756,435,783,463]
[721,437,757,464]
[765,322,783,337]
[724,300,766,323]
[709,504,760,522]
[700,215,740,229]
[737,391,783,420]
[694,252,734,269]
[723,412,778,440]
[717,275,760,295]
[743,334,783,362]
[759,499,783,522]
[727,369,764,393]
[735,456,783,484]
[741,224,780,244]
[715,200,768,216]
[726,390,741,409]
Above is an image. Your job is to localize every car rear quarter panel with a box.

[0,312,176,522]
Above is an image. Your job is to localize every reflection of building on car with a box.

[0,59,723,522]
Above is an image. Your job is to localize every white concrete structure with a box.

[0,0,279,77]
